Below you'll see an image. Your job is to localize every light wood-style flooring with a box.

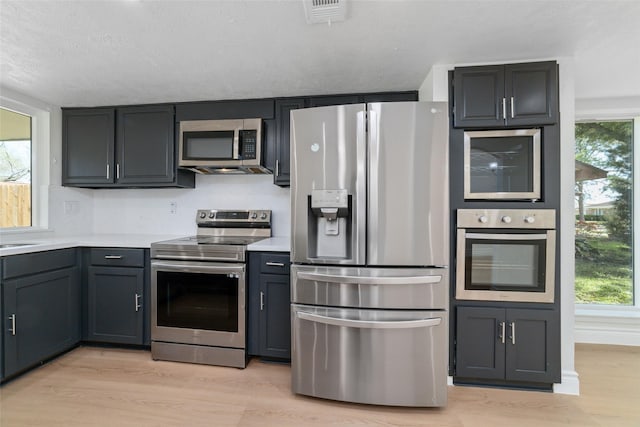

[0,344,638,426]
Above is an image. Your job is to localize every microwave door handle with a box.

[233,128,240,160]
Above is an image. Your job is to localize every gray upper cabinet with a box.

[62,108,115,185]
[62,105,194,188]
[453,61,558,128]
[274,98,305,186]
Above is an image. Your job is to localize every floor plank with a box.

[0,344,638,426]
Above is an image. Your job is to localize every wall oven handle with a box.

[151,260,244,274]
[297,271,442,286]
[296,311,441,329]
[465,233,548,240]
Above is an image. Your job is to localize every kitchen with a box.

[1,1,640,425]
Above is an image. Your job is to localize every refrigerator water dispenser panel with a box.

[308,189,352,259]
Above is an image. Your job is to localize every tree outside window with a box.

[575,120,633,305]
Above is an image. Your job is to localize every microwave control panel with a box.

[240,130,257,159]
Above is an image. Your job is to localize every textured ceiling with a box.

[1,0,639,107]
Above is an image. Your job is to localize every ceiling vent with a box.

[304,0,347,25]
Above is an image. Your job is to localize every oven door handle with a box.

[151,260,244,274]
[297,271,442,285]
[465,233,548,240]
[295,311,442,329]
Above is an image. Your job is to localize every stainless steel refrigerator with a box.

[290,101,449,407]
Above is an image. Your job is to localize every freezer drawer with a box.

[291,265,448,309]
[291,304,448,407]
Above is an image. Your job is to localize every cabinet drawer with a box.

[257,252,290,275]
[90,248,144,267]
[2,248,77,280]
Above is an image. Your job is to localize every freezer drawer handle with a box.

[296,311,442,329]
[297,271,442,285]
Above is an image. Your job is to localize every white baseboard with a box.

[553,370,580,395]
[575,309,640,346]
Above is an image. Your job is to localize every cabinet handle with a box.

[106,164,110,180]
[499,321,505,344]
[265,261,285,267]
[275,159,280,177]
[104,255,123,260]
[9,314,16,336]
[502,97,507,120]
[116,163,120,180]
[135,293,142,312]
[260,291,265,311]
[509,321,516,345]
[510,96,515,118]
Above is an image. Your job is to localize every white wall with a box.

[91,175,290,237]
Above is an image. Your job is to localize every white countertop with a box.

[0,234,291,257]
[247,236,291,252]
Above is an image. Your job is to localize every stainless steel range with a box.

[150,209,271,368]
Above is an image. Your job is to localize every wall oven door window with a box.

[464,129,541,200]
[151,260,245,348]
[456,230,555,303]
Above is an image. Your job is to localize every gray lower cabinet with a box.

[455,306,559,385]
[85,248,146,345]
[1,249,81,380]
[248,252,291,361]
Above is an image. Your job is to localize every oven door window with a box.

[183,131,235,160]
[465,234,547,292]
[156,271,238,332]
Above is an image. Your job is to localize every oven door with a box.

[151,260,245,348]
[456,230,555,303]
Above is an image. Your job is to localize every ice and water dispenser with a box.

[307,189,352,259]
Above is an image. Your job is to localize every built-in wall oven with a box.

[456,209,556,303]
[150,209,271,368]
[464,128,541,200]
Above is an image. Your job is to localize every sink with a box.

[0,243,35,249]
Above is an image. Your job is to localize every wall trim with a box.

[575,311,640,346]
[553,370,580,395]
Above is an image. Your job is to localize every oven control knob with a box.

[199,212,207,219]
[260,212,268,220]
[478,215,488,224]
[501,216,512,224]
[524,216,535,224]
[209,212,215,219]
[251,212,258,219]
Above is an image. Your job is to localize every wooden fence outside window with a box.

[1,182,31,227]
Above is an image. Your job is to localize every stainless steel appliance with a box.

[464,128,541,200]
[456,209,556,303]
[290,102,449,407]
[150,209,271,368]
[178,118,270,174]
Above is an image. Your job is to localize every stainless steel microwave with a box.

[178,118,270,174]
[464,128,541,200]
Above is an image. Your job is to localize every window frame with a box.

[0,94,50,232]
[574,114,639,311]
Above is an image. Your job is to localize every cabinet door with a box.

[116,105,175,185]
[259,273,291,360]
[505,62,558,126]
[87,266,144,345]
[453,65,505,128]
[62,108,115,185]
[308,95,360,108]
[505,308,558,383]
[455,306,505,380]
[3,267,80,378]
[274,98,305,186]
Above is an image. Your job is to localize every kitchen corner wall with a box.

[90,175,290,236]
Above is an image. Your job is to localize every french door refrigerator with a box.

[290,102,449,407]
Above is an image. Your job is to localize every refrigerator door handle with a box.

[296,311,442,329]
[355,109,367,265]
[297,271,442,285]
[366,108,379,262]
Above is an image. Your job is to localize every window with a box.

[574,119,637,306]
[0,107,32,228]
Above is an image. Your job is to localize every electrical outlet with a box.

[169,201,177,214]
